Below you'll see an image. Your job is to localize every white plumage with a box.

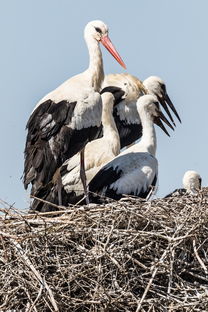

[143,76,181,126]
[89,94,174,201]
[101,152,158,198]
[183,170,202,193]
[23,20,126,199]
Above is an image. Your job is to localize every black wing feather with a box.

[113,107,143,148]
[136,173,157,199]
[100,86,125,105]
[89,165,123,202]
[89,154,158,202]
[24,99,100,194]
[164,188,187,198]
[24,100,73,192]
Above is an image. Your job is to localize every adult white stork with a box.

[31,87,124,211]
[102,73,181,148]
[165,170,202,197]
[23,20,126,203]
[88,94,174,202]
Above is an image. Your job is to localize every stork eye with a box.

[95,27,102,34]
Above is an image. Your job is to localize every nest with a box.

[0,189,208,312]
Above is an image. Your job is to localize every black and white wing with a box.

[113,107,143,148]
[89,152,158,202]
[24,93,102,194]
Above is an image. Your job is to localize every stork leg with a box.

[57,170,63,206]
[80,148,89,205]
[52,168,63,207]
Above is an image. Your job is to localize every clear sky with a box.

[0,0,207,209]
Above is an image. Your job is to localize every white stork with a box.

[165,170,202,197]
[23,20,126,203]
[31,87,124,211]
[88,94,174,202]
[102,73,181,148]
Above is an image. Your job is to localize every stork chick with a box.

[88,94,174,202]
[165,170,202,197]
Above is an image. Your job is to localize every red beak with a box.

[101,35,126,69]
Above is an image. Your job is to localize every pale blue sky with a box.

[0,0,207,209]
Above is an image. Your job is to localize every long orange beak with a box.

[101,35,126,69]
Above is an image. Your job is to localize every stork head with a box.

[84,20,126,69]
[85,20,108,41]
[143,76,181,126]
[182,170,202,194]
[136,94,174,136]
[100,86,125,107]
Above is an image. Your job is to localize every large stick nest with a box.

[0,189,208,312]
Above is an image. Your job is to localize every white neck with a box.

[86,37,104,92]
[102,100,120,155]
[138,110,157,156]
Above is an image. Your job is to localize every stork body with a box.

[31,87,124,211]
[89,94,173,202]
[102,73,180,148]
[23,20,125,197]
[165,170,202,197]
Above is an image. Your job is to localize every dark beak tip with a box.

[163,94,182,124]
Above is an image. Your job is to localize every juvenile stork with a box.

[23,20,126,203]
[102,73,181,148]
[31,87,124,211]
[165,170,202,197]
[88,94,174,202]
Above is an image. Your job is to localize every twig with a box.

[193,238,208,275]
[28,284,43,312]
[168,248,175,294]
[30,195,68,210]
[126,254,148,270]
[136,249,168,312]
[11,239,59,312]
